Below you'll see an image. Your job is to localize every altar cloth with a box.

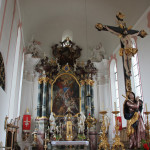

[51,141,89,146]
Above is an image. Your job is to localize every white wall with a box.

[135,7,150,112]
[0,0,24,145]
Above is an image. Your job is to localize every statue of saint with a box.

[65,107,74,141]
[78,112,86,134]
[49,112,56,133]
[91,42,105,62]
[123,92,145,149]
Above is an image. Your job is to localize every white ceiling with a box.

[19,0,150,60]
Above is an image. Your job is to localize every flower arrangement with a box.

[77,133,86,140]
[141,139,150,150]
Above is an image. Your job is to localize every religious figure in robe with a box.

[78,112,86,134]
[91,42,105,62]
[49,112,56,133]
[123,92,145,149]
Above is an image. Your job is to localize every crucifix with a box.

[95,12,147,96]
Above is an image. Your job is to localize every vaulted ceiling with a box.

[19,0,150,60]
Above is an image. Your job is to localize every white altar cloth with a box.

[51,141,89,146]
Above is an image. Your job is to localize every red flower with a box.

[143,143,149,150]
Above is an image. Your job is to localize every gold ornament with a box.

[95,23,103,31]
[111,111,125,150]
[38,77,43,84]
[43,77,49,83]
[116,12,125,20]
[140,30,147,38]
[85,79,94,86]
[119,48,123,56]
[144,111,150,143]
[80,80,85,86]
[85,115,97,129]
[126,79,132,93]
[98,111,110,150]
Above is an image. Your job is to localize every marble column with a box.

[85,79,94,117]
[37,78,43,118]
[47,79,52,117]
[42,77,49,118]
[90,86,94,117]
[80,80,85,114]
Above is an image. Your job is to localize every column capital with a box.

[38,77,43,84]
[42,77,49,83]
[80,80,85,86]
[85,79,95,86]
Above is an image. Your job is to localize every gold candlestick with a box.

[111,111,125,150]
[144,111,150,143]
[98,111,110,150]
[85,115,97,129]
[44,133,50,150]
[85,115,97,141]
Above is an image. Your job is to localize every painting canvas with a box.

[52,74,79,116]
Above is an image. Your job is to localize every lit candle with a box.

[101,102,104,111]
[114,102,117,111]
[145,103,148,112]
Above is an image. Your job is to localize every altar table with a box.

[51,141,89,150]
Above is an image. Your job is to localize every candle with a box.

[114,102,117,111]
[145,103,148,112]
[101,102,104,111]
[45,132,46,139]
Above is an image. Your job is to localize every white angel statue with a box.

[49,112,56,133]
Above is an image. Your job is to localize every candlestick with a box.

[99,111,110,150]
[101,102,104,111]
[111,111,125,150]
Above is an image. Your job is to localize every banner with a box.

[117,116,122,130]
[22,115,31,131]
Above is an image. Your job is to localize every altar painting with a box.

[52,74,80,116]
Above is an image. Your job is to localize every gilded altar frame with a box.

[51,72,81,117]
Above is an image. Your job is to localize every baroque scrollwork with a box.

[51,37,82,66]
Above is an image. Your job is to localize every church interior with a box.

[0,0,150,149]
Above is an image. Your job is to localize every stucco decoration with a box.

[0,52,5,91]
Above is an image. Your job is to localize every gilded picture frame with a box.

[51,73,81,117]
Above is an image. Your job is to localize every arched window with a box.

[131,38,143,100]
[9,27,21,116]
[110,59,120,112]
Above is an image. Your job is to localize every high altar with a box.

[32,38,98,149]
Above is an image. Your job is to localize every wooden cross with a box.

[95,12,147,96]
